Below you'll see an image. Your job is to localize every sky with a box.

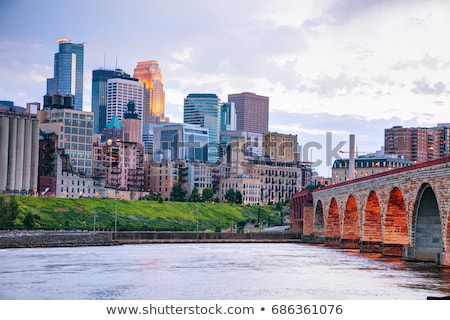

[1,0,450,176]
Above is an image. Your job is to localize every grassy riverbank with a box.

[11,197,286,232]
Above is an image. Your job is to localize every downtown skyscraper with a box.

[46,38,84,111]
[91,68,134,134]
[228,92,269,134]
[133,60,167,124]
[184,93,221,163]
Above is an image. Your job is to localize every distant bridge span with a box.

[291,156,450,266]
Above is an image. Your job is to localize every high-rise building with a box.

[40,93,94,175]
[106,77,144,125]
[46,38,84,111]
[91,68,134,134]
[384,125,450,162]
[183,93,221,163]
[0,101,40,194]
[133,60,167,123]
[227,92,269,134]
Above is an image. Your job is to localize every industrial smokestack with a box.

[349,134,355,180]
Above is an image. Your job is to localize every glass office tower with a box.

[183,93,221,163]
[46,38,84,111]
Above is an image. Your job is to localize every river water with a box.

[0,243,449,300]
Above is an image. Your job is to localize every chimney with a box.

[349,134,355,180]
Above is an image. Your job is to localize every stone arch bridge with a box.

[291,156,450,266]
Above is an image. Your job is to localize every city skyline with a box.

[1,0,450,175]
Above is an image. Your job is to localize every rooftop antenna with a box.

[115,56,118,69]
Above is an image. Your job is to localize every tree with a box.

[170,183,187,202]
[23,212,41,229]
[235,190,243,205]
[202,188,214,202]
[189,186,201,202]
[225,189,236,204]
[0,196,19,229]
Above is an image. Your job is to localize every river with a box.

[0,243,449,300]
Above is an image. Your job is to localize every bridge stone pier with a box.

[293,156,450,267]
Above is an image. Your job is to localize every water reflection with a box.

[0,243,448,300]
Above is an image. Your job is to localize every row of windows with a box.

[50,112,93,120]
[60,142,93,151]
[63,119,93,128]
[62,127,93,135]
[61,134,93,142]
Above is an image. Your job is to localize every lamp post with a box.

[114,202,118,234]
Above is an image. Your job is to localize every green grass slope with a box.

[13,197,285,232]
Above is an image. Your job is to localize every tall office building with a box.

[91,68,134,134]
[184,93,221,163]
[228,92,269,134]
[46,38,84,111]
[106,77,144,126]
[133,60,167,123]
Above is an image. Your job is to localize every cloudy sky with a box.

[1,0,449,176]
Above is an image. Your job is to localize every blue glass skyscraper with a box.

[183,93,221,163]
[46,38,84,111]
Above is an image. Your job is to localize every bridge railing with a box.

[311,155,450,192]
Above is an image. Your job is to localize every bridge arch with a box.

[342,195,360,249]
[412,183,443,261]
[325,198,340,247]
[362,191,382,253]
[384,187,408,256]
[314,200,325,234]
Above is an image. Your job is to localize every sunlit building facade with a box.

[133,60,167,123]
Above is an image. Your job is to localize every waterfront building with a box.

[227,92,269,134]
[40,93,94,175]
[39,131,104,198]
[219,175,261,205]
[145,160,181,199]
[331,155,414,184]
[91,68,134,134]
[92,116,145,197]
[153,123,209,162]
[183,93,221,163]
[384,125,450,163]
[133,60,168,124]
[263,132,298,164]
[0,101,40,194]
[46,38,84,111]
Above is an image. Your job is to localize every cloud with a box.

[411,79,447,96]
